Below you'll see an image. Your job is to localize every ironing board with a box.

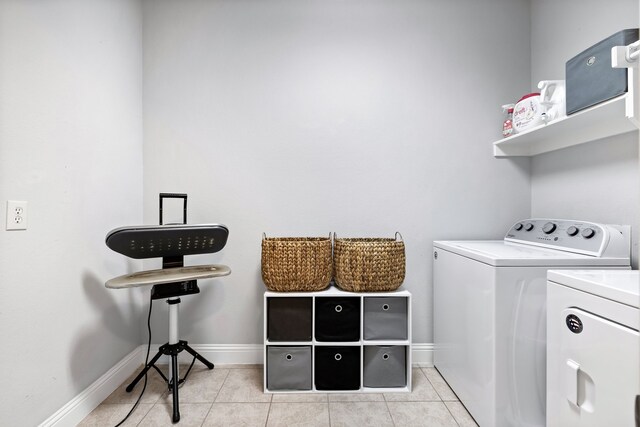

[106,265,231,288]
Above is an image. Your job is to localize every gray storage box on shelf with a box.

[363,345,407,388]
[267,346,312,391]
[364,297,408,340]
[566,28,639,115]
[261,235,332,292]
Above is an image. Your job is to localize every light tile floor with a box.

[80,364,478,426]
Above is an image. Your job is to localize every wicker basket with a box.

[333,233,406,292]
[261,235,332,292]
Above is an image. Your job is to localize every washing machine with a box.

[547,270,639,427]
[433,219,631,427]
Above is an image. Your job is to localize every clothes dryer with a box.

[433,219,631,427]
[546,270,639,427]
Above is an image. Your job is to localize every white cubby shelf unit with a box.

[263,286,412,394]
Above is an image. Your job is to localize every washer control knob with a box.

[566,226,579,236]
[542,222,557,234]
[524,223,534,232]
[514,223,524,231]
[581,228,596,239]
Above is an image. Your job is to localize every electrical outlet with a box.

[6,200,28,230]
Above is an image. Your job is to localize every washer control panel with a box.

[504,219,606,255]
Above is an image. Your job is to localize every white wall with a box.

[0,0,143,424]
[6,0,639,422]
[530,0,639,267]
[142,0,532,346]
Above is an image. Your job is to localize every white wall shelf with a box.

[493,68,639,158]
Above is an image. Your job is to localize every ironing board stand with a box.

[106,194,230,424]
[125,296,214,423]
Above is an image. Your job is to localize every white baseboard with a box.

[41,342,434,426]
[151,343,265,365]
[39,346,143,427]
[154,343,433,367]
[411,343,434,366]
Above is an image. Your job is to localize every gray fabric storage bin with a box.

[267,346,312,391]
[566,28,639,115]
[363,346,407,388]
[364,297,408,340]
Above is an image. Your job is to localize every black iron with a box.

[105,224,228,260]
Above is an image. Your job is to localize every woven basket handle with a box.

[395,232,403,241]
[333,232,337,241]
[262,232,267,240]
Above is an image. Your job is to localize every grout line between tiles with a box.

[443,401,462,427]
[134,402,143,427]
[264,401,272,427]
[382,394,396,427]
[216,368,232,400]
[421,367,446,401]
[131,403,156,427]
[422,366,460,402]
[212,368,233,403]
[198,401,215,427]
[194,367,230,426]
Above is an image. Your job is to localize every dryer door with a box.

[557,308,639,427]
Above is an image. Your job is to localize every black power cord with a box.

[115,293,154,427]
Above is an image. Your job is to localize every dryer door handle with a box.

[565,359,580,406]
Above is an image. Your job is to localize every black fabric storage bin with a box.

[566,28,639,115]
[267,346,312,391]
[364,297,408,340]
[314,346,361,390]
[363,346,407,388]
[267,297,312,341]
[315,297,360,342]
